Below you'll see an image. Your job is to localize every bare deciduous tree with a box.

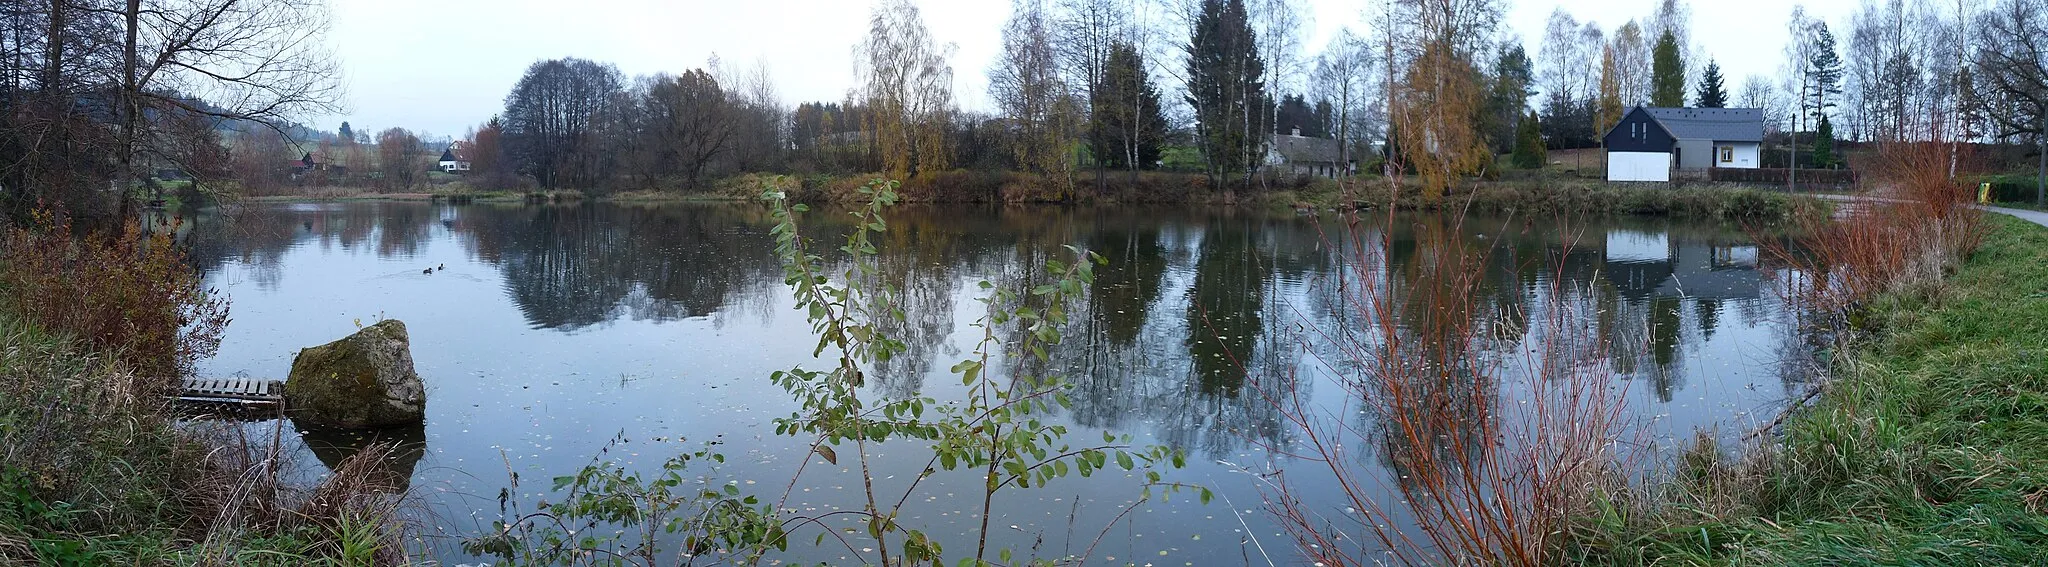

[991,0,1080,188]
[1972,0,2048,204]
[503,57,622,189]
[375,127,425,191]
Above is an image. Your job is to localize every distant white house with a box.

[1266,128,1346,178]
[438,147,471,173]
[1601,107,1763,182]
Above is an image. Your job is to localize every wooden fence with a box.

[1710,167,1859,190]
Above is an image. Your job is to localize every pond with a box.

[186,201,1815,563]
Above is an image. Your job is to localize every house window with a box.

[1720,146,1733,163]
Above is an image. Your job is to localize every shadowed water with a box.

[186,201,1814,563]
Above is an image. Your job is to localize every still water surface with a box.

[188,201,1813,563]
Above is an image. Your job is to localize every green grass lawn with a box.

[1577,214,2048,565]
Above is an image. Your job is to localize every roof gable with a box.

[1642,107,1764,142]
[1602,107,1678,152]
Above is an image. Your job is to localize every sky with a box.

[322,0,1863,138]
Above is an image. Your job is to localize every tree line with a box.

[8,0,2048,212]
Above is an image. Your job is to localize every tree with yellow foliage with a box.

[1394,40,1490,201]
[856,0,955,180]
[1596,46,1624,138]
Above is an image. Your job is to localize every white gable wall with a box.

[1608,151,1671,182]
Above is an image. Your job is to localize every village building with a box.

[1267,127,1346,178]
[1602,107,1764,183]
[438,146,472,173]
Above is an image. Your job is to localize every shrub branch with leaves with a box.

[471,178,1195,566]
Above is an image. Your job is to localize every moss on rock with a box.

[285,320,425,428]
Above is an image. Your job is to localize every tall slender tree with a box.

[1485,43,1535,154]
[991,0,1079,185]
[1651,30,1686,106]
[1185,0,1268,192]
[1597,46,1624,135]
[1695,58,1727,107]
[1095,40,1165,178]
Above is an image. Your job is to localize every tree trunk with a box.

[2037,135,2045,207]
[116,0,141,223]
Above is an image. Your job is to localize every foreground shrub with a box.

[0,210,229,380]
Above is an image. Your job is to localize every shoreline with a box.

[230,175,1834,225]
[1580,214,2048,563]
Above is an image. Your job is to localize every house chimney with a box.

[1291,127,1302,137]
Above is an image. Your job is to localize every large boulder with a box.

[286,320,426,428]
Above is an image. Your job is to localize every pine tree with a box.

[1805,23,1843,123]
[1512,111,1547,169]
[338,121,354,142]
[1651,30,1686,107]
[1811,114,1837,169]
[1185,0,1267,186]
[1695,58,1727,108]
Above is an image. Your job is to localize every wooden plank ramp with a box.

[174,377,285,410]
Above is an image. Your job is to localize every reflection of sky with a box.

[193,203,1815,564]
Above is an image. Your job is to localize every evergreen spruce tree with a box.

[1812,114,1837,169]
[1696,58,1727,108]
[1512,112,1547,169]
[1651,31,1686,107]
[1185,0,1267,186]
[1095,41,1167,175]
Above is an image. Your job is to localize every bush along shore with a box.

[231,170,1832,225]
[1568,179,2048,560]
[0,214,413,565]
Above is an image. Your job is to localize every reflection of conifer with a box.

[1185,218,1267,396]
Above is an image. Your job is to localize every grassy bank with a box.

[236,171,1828,225]
[0,313,414,565]
[1577,214,2048,564]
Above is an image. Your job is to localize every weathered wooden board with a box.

[174,377,285,407]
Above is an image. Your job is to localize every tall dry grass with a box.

[1258,204,1632,566]
[1766,138,1982,329]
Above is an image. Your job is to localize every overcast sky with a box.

[324,0,1861,138]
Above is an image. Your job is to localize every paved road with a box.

[1810,193,2048,229]
[1980,205,2048,229]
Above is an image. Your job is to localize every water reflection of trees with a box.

[187,203,788,330]
[463,204,785,330]
[186,203,1807,466]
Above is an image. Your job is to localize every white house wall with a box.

[1607,152,1671,182]
[1726,142,1760,169]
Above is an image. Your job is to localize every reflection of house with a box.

[1267,128,1345,178]
[438,147,471,173]
[1603,230,1760,301]
[1602,107,1764,182]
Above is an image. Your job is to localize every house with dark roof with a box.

[438,146,471,173]
[1601,107,1764,182]
[1266,127,1346,178]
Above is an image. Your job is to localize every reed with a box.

[1256,189,1634,565]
